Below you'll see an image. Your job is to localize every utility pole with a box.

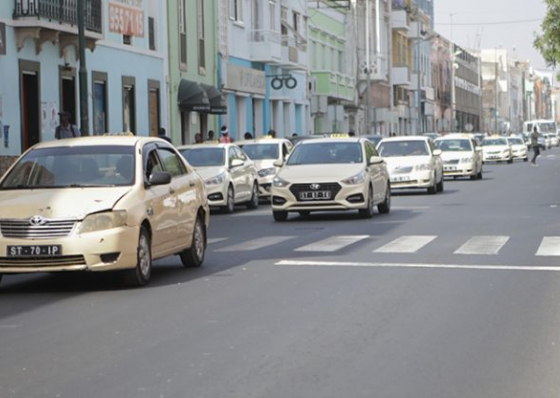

[364,0,371,135]
[494,50,499,133]
[78,0,89,135]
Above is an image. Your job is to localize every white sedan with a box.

[377,136,444,194]
[506,137,529,161]
[179,144,260,213]
[482,137,513,163]
[434,135,483,180]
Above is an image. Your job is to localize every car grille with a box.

[444,160,460,165]
[0,219,77,239]
[289,183,342,202]
[0,255,86,268]
[391,166,414,174]
[487,151,500,155]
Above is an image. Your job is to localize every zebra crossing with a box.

[209,234,560,258]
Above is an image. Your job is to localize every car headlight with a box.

[205,172,225,185]
[415,163,432,171]
[79,211,127,234]
[341,171,367,185]
[272,176,290,188]
[258,167,276,178]
[460,157,473,163]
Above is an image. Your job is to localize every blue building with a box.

[0,0,167,171]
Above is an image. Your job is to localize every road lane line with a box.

[295,235,369,252]
[454,236,510,255]
[208,238,228,245]
[374,235,437,253]
[276,260,560,272]
[215,236,294,252]
[536,237,560,256]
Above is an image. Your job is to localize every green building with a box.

[167,0,226,144]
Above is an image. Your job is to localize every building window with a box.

[179,0,187,68]
[292,11,299,33]
[339,50,344,73]
[123,35,132,45]
[122,76,136,134]
[269,1,276,32]
[230,0,243,22]
[197,0,205,71]
[92,71,108,136]
[148,17,156,51]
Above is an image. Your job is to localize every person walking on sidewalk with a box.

[530,126,540,166]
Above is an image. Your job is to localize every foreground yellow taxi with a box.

[270,138,391,221]
[0,136,210,288]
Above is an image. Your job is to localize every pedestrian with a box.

[219,126,233,143]
[244,132,253,140]
[348,129,355,137]
[158,127,172,143]
[291,133,298,138]
[55,111,80,139]
[530,125,540,166]
[207,130,215,141]
[267,129,276,138]
[195,133,203,144]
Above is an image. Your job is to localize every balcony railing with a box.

[14,0,102,33]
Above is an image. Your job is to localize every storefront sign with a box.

[0,22,6,56]
[455,76,481,96]
[109,1,144,37]
[225,64,266,96]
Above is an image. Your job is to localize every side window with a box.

[235,147,247,161]
[145,150,163,180]
[365,142,377,159]
[282,143,289,158]
[428,140,436,154]
[157,149,187,178]
[228,147,236,166]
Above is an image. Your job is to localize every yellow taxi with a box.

[270,138,391,221]
[0,136,210,288]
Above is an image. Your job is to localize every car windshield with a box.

[0,145,135,189]
[435,139,472,152]
[286,142,363,165]
[377,141,430,157]
[240,144,279,160]
[508,138,524,145]
[483,138,508,146]
[181,148,225,167]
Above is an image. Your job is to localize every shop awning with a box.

[201,83,228,115]
[178,79,210,112]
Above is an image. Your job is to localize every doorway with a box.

[148,80,160,137]
[20,61,40,151]
[60,69,76,123]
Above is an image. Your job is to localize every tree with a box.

[535,0,560,68]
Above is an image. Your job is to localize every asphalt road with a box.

[2,148,560,398]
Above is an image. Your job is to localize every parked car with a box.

[506,137,529,161]
[237,138,293,199]
[434,134,483,180]
[270,138,391,221]
[546,133,559,147]
[0,136,210,288]
[377,136,444,194]
[179,143,259,213]
[482,137,513,163]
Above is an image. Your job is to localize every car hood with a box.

[278,164,365,183]
[254,159,276,171]
[383,156,433,169]
[510,144,526,150]
[194,166,227,181]
[440,151,471,161]
[0,187,131,220]
[483,145,509,152]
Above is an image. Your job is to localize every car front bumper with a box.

[205,182,229,207]
[271,183,369,212]
[257,176,274,198]
[0,225,140,274]
[389,170,434,189]
[443,162,476,177]
[483,153,509,162]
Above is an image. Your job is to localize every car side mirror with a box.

[230,159,244,168]
[369,156,384,165]
[273,159,284,167]
[433,149,442,156]
[149,171,172,186]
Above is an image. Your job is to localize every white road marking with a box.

[295,235,369,252]
[276,260,560,272]
[374,235,437,253]
[536,237,560,256]
[208,238,228,245]
[215,236,294,252]
[454,236,509,255]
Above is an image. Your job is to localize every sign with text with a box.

[109,2,144,37]
[225,64,266,96]
[0,22,6,55]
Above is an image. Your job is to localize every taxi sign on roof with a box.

[329,133,350,138]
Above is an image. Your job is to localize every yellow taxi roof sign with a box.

[329,133,350,138]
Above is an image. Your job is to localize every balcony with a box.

[250,30,283,64]
[312,71,355,101]
[391,9,409,32]
[392,66,410,86]
[279,35,308,70]
[13,0,102,54]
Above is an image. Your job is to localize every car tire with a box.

[246,183,259,210]
[377,184,391,214]
[298,211,311,217]
[470,174,477,180]
[223,185,235,214]
[0,274,3,287]
[437,176,444,192]
[180,214,206,268]
[359,186,375,219]
[523,157,528,162]
[273,211,288,222]
[507,157,513,164]
[427,176,437,195]
[123,226,152,287]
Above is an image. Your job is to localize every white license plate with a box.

[391,176,411,182]
[8,245,62,257]
[299,191,331,200]
[444,166,457,171]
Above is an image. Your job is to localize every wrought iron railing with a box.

[14,0,102,33]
